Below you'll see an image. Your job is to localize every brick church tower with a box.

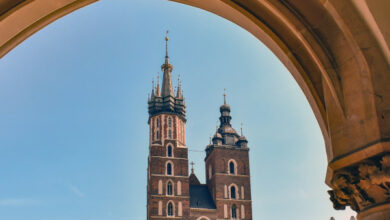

[204,94,253,219]
[146,35,189,219]
[146,35,252,220]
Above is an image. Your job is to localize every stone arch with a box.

[196,216,210,220]
[1,1,389,219]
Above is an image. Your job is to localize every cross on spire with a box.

[190,161,195,174]
[223,88,226,104]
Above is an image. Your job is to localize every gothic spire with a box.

[176,75,182,98]
[156,73,161,96]
[151,78,155,99]
[161,31,173,97]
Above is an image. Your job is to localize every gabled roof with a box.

[189,173,201,185]
[189,184,216,210]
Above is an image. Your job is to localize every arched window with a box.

[229,161,235,174]
[166,162,172,175]
[167,202,174,216]
[167,181,173,195]
[167,145,172,157]
[232,205,237,219]
[231,186,236,199]
[168,117,172,128]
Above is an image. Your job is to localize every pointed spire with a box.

[165,30,169,64]
[161,31,174,97]
[176,74,182,98]
[240,122,243,136]
[156,73,161,96]
[151,78,155,99]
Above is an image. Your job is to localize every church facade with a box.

[146,37,253,220]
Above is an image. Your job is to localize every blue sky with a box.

[0,0,356,219]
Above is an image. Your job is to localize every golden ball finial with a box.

[165,37,169,41]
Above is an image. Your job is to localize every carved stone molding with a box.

[328,154,390,213]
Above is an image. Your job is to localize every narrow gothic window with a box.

[232,205,237,218]
[156,130,159,139]
[231,186,236,199]
[167,202,174,216]
[167,145,172,157]
[156,118,159,128]
[229,161,235,174]
[167,181,173,195]
[168,129,172,139]
[167,162,172,175]
[168,117,172,128]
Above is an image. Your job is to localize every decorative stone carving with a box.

[328,154,390,213]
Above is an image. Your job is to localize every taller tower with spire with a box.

[147,34,189,220]
[146,35,252,220]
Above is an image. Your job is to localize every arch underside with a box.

[0,0,389,212]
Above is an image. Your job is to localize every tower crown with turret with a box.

[148,35,185,121]
[206,93,249,158]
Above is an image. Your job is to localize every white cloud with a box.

[330,207,357,220]
[0,198,39,206]
[69,185,85,198]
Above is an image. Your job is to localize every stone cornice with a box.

[151,174,188,179]
[151,155,188,160]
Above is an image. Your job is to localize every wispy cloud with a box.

[0,198,39,206]
[69,185,85,198]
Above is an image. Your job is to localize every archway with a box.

[0,0,389,219]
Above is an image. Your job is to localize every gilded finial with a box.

[165,30,169,59]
